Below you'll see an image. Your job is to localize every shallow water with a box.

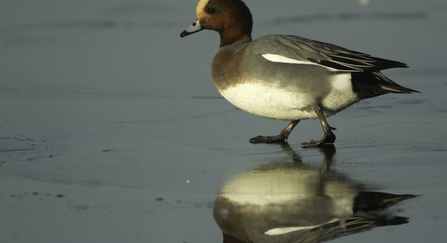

[1,0,447,242]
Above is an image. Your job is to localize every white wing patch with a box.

[261,54,338,72]
[264,218,340,235]
[264,226,317,235]
[261,54,311,65]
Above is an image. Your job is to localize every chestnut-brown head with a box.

[181,0,253,46]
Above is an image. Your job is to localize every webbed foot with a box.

[249,120,300,144]
[249,134,287,144]
[301,105,337,148]
[301,131,336,148]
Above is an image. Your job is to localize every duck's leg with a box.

[301,105,336,148]
[249,120,300,144]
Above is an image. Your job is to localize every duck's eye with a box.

[206,7,217,14]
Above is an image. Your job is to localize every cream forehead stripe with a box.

[196,0,209,16]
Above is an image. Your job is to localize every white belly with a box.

[218,74,359,120]
[220,83,318,120]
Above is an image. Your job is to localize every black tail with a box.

[352,71,419,99]
[372,56,408,70]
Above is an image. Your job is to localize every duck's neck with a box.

[219,0,253,47]
[219,32,252,47]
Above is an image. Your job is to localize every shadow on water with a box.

[213,143,416,243]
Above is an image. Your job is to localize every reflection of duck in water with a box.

[213,144,415,243]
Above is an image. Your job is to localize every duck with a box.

[180,0,418,147]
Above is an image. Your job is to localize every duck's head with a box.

[180,0,253,46]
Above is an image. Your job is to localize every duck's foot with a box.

[249,120,300,144]
[301,131,336,148]
[301,105,337,148]
[249,134,287,144]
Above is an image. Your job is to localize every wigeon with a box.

[180,0,418,147]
